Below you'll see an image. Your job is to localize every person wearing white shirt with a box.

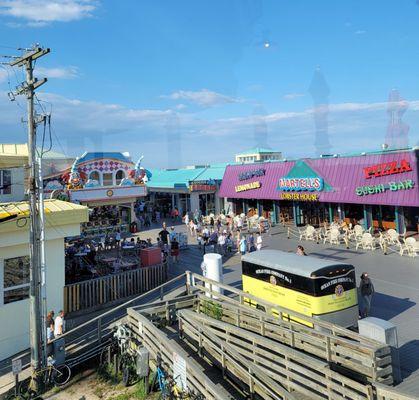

[256,233,263,251]
[217,232,226,255]
[54,310,65,337]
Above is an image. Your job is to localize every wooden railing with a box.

[179,309,371,400]
[64,263,167,314]
[196,294,391,384]
[187,272,393,384]
[127,307,231,400]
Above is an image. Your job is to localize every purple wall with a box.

[219,150,419,207]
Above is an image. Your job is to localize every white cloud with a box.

[0,91,418,167]
[36,66,80,79]
[283,93,305,100]
[162,89,243,107]
[355,30,366,35]
[0,0,97,25]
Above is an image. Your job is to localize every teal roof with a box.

[147,164,231,189]
[236,147,276,155]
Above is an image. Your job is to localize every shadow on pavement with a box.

[372,292,416,321]
[399,340,419,379]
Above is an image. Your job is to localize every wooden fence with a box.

[187,272,393,384]
[127,306,232,400]
[197,294,392,384]
[179,309,373,400]
[64,263,167,314]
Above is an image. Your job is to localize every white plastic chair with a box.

[356,233,375,250]
[402,237,418,257]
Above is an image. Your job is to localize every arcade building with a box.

[43,152,147,235]
[219,147,419,234]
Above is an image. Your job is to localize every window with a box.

[102,173,113,186]
[3,256,30,304]
[115,170,125,185]
[0,170,11,195]
[89,171,100,182]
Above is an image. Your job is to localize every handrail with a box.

[128,308,228,400]
[179,309,372,400]
[179,310,296,400]
[195,294,390,382]
[53,271,187,345]
[187,271,385,348]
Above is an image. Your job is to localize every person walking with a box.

[256,232,263,251]
[217,231,226,255]
[159,222,170,253]
[247,233,256,252]
[170,237,180,263]
[359,273,375,318]
[239,236,247,255]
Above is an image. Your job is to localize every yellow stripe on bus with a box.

[242,275,357,327]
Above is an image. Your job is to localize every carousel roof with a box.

[76,152,133,165]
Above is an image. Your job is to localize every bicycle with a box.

[18,363,71,399]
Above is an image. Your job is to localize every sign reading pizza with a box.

[278,177,323,192]
[363,159,412,179]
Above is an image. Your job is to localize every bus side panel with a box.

[311,288,358,315]
[242,275,314,326]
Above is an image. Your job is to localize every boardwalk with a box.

[1,222,418,397]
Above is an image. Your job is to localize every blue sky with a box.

[0,0,418,168]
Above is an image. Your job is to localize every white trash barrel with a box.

[201,253,223,298]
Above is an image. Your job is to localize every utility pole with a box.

[9,46,50,378]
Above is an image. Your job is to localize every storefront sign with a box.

[235,181,261,192]
[278,177,323,191]
[363,159,412,179]
[280,192,319,201]
[355,179,415,196]
[238,168,266,181]
[189,184,216,192]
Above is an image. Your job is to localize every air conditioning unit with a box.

[358,317,401,383]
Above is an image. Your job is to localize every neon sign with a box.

[363,159,412,179]
[238,168,266,181]
[355,180,415,196]
[278,177,323,191]
[235,181,261,193]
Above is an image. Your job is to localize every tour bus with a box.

[241,249,358,328]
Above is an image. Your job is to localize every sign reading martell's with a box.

[355,179,415,196]
[363,159,412,179]
[278,177,323,191]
